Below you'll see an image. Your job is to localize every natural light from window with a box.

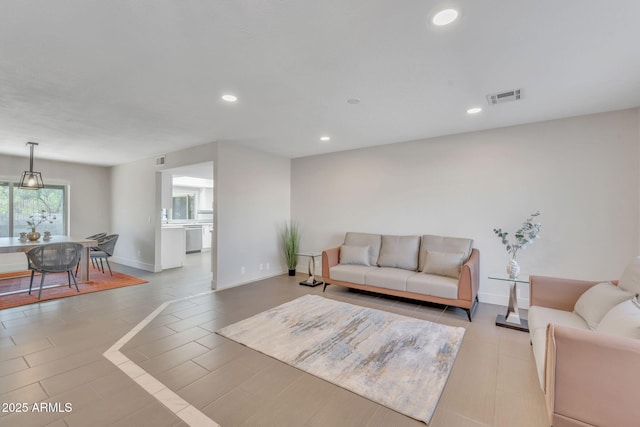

[0,182,67,237]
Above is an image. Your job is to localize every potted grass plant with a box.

[280,221,300,276]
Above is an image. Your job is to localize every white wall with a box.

[110,143,219,273]
[291,109,640,307]
[215,142,291,288]
[110,157,159,271]
[152,141,291,289]
[0,154,111,271]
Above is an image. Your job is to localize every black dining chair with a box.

[26,243,83,299]
[90,234,119,275]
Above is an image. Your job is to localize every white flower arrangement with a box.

[26,210,56,231]
[493,211,542,259]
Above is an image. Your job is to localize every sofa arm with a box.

[458,248,479,302]
[322,247,340,278]
[546,324,640,427]
[530,275,601,311]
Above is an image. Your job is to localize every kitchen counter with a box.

[161,222,213,254]
[162,222,213,227]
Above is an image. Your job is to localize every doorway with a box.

[159,162,214,274]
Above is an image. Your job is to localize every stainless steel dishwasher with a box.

[185,225,203,253]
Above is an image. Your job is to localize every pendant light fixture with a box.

[19,142,45,189]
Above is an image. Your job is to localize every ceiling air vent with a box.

[155,155,166,166]
[486,89,522,105]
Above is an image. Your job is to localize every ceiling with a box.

[1,1,639,167]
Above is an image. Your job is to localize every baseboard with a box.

[479,291,530,309]
[110,256,157,273]
[217,270,287,290]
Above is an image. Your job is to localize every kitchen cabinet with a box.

[202,224,213,250]
[161,226,185,269]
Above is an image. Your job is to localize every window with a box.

[0,182,67,237]
[172,194,196,220]
[0,183,8,237]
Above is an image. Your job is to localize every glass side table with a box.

[296,252,323,287]
[489,276,529,332]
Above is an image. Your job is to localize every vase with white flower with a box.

[493,211,542,279]
[26,210,56,242]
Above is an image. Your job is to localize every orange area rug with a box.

[0,270,148,310]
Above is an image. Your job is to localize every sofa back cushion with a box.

[618,256,640,297]
[596,298,640,339]
[573,282,634,330]
[377,235,420,271]
[344,232,381,267]
[418,235,473,272]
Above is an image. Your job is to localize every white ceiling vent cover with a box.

[155,155,166,166]
[486,89,522,105]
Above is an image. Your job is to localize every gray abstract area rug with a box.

[216,294,465,424]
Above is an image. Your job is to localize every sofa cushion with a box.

[528,306,589,337]
[573,282,634,329]
[339,245,371,266]
[377,235,420,271]
[406,273,458,300]
[528,305,590,388]
[364,268,414,291]
[423,250,465,279]
[596,299,640,339]
[618,256,640,297]
[329,264,377,285]
[344,232,381,267]
[419,235,473,271]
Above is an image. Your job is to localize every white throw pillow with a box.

[339,245,371,266]
[422,251,465,279]
[596,299,640,339]
[617,256,640,297]
[574,282,634,330]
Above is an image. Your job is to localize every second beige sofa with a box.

[528,259,640,426]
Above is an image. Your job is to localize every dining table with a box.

[0,236,98,282]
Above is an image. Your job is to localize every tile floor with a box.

[0,252,549,426]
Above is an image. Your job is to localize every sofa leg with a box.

[323,282,330,292]
[466,297,479,321]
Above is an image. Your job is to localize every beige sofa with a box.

[528,259,640,427]
[321,232,479,320]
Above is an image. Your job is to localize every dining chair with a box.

[90,234,119,275]
[26,242,83,299]
[75,232,107,275]
[86,232,107,240]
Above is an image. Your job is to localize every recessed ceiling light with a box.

[467,107,482,114]
[432,9,458,26]
[221,94,237,102]
[347,98,361,104]
[320,136,331,142]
